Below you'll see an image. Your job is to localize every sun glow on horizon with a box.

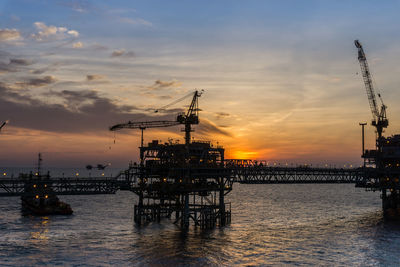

[230,150,259,160]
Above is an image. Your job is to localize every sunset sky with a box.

[1,0,400,167]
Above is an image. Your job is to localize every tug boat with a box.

[20,154,73,215]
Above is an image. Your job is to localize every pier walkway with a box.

[0,165,367,197]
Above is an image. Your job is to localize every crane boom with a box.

[355,40,380,118]
[109,120,180,131]
[154,91,194,113]
[355,40,388,138]
[0,121,7,132]
[109,120,180,149]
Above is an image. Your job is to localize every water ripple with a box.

[0,184,399,266]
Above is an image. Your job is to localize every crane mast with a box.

[177,90,202,145]
[355,40,388,138]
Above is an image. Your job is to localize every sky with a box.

[1,0,400,167]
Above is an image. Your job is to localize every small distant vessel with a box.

[20,153,73,215]
[86,163,111,170]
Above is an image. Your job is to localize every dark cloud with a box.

[0,57,35,74]
[215,112,230,119]
[111,49,135,58]
[0,82,40,105]
[86,74,106,81]
[15,76,57,87]
[9,58,34,66]
[155,80,181,88]
[0,62,18,73]
[30,63,60,75]
[0,83,174,133]
[147,79,182,91]
[196,118,232,137]
[30,68,48,75]
[0,82,229,139]
[48,89,101,103]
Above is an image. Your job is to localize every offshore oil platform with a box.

[355,40,400,219]
[110,91,232,229]
[1,40,400,229]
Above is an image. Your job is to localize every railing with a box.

[0,177,118,197]
[0,166,373,197]
[231,166,365,184]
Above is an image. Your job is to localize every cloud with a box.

[0,63,17,74]
[68,30,79,37]
[15,76,57,88]
[215,112,230,119]
[140,91,176,100]
[86,74,106,81]
[119,17,152,27]
[31,22,79,41]
[0,81,231,141]
[72,41,83,48]
[155,80,181,88]
[30,68,48,75]
[30,63,59,75]
[111,49,135,58]
[0,58,34,74]
[0,29,21,42]
[48,89,104,110]
[60,0,91,13]
[9,58,34,66]
[196,118,232,137]
[148,79,182,91]
[0,82,173,133]
[90,43,108,51]
[140,80,184,101]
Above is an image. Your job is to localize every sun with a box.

[230,150,259,160]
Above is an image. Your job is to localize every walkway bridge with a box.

[0,165,368,197]
[232,166,364,184]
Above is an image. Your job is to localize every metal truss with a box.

[0,178,118,197]
[231,166,365,184]
[0,166,373,197]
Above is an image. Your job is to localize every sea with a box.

[1,168,400,266]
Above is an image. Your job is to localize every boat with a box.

[20,154,73,216]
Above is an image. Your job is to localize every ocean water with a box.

[1,174,400,266]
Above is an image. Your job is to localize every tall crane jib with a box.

[354,40,388,138]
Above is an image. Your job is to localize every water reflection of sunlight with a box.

[29,216,50,244]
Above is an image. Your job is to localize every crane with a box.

[0,121,7,132]
[355,40,388,138]
[110,120,180,148]
[177,89,203,145]
[109,90,203,147]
